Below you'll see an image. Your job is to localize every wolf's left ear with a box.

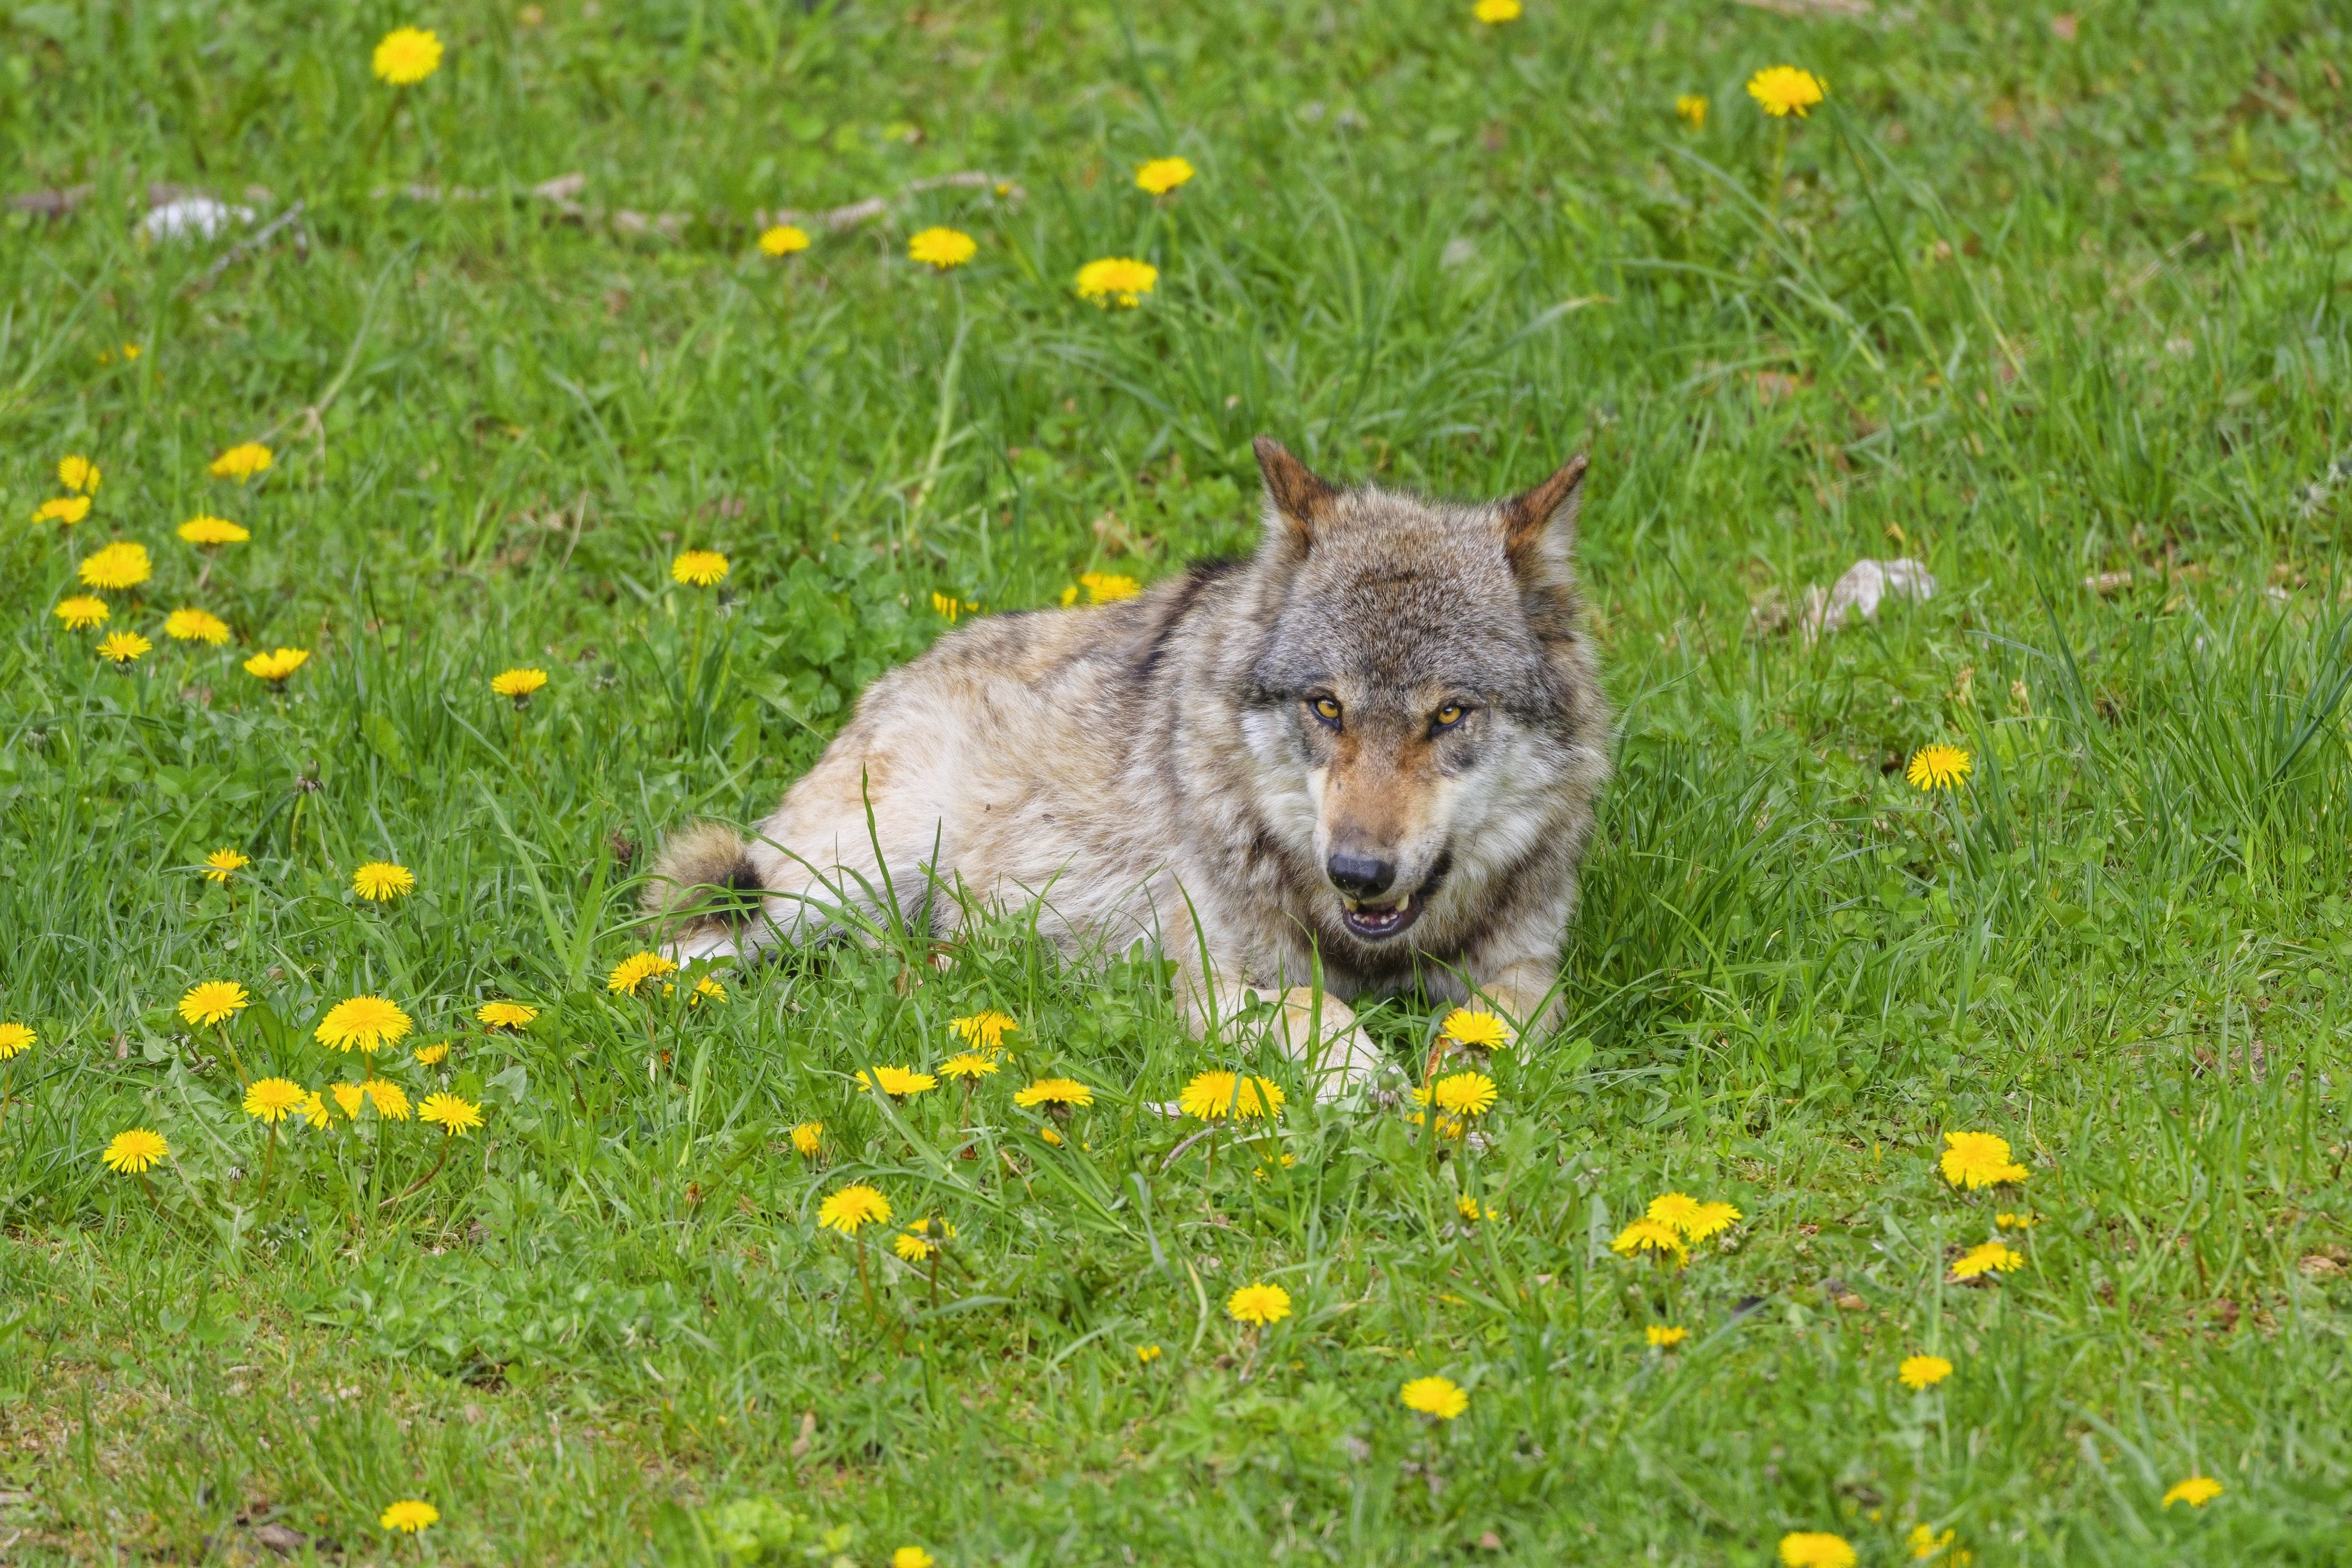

[1500,454,1589,582]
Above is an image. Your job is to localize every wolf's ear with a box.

[1500,454,1589,583]
[1253,436,1338,562]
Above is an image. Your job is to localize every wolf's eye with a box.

[1433,703,1466,729]
[1311,697,1342,726]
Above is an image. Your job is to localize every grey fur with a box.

[648,439,1611,1093]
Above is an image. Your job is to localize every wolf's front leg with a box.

[1172,956,1390,1101]
[1461,955,1566,1042]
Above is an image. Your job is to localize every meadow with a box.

[2,0,2349,1562]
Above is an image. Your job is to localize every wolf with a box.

[649,439,1611,1094]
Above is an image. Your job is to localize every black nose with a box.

[1327,851,1395,899]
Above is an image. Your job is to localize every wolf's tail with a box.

[644,821,763,941]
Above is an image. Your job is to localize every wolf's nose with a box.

[1326,852,1395,899]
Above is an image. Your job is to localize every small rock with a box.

[1800,559,1936,644]
[140,196,254,244]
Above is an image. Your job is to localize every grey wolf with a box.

[649,439,1611,1094]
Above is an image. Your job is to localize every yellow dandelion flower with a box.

[818,1183,892,1235]
[758,225,810,256]
[491,667,548,700]
[1684,1200,1742,1241]
[931,591,961,623]
[475,1001,538,1030]
[790,1121,823,1156]
[1907,1525,1958,1561]
[1899,1354,1954,1389]
[2161,1476,2222,1509]
[332,1083,366,1120]
[671,549,730,587]
[178,981,250,1028]
[1748,66,1827,119]
[243,647,310,682]
[209,442,273,481]
[1136,1344,1162,1362]
[938,1051,999,1080]
[607,950,679,995]
[1778,1533,1855,1568]
[1995,1211,2039,1230]
[1134,157,1194,194]
[176,515,250,546]
[1940,1130,2029,1189]
[1455,1194,1496,1222]
[1432,1071,1497,1117]
[949,1010,1020,1053]
[352,861,416,901]
[367,1080,412,1120]
[164,608,231,645]
[1013,1076,1092,1108]
[1078,570,1142,603]
[892,1218,956,1262]
[35,496,91,526]
[1225,1282,1291,1325]
[53,595,108,631]
[1675,94,1708,130]
[58,454,101,493]
[1074,257,1158,308]
[202,848,250,882]
[891,1550,934,1568]
[379,1498,440,1533]
[79,542,152,591]
[1648,1191,1703,1232]
[1906,743,1973,791]
[414,1042,450,1066]
[1439,1008,1512,1049]
[0,1022,35,1060]
[315,995,412,1054]
[96,632,151,665]
[856,1066,937,1098]
[1610,1216,1688,1263]
[1177,1070,1285,1120]
[1472,0,1521,22]
[1039,1125,1066,1146]
[371,27,443,85]
[293,1091,331,1128]
[102,1128,170,1173]
[1400,1373,1468,1417]
[907,227,977,269]
[1646,1325,1690,1347]
[690,975,725,1004]
[1950,1241,2024,1280]
[420,1092,484,1135]
[242,1077,306,1123]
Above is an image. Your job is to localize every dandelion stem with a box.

[217,1021,250,1087]
[382,1129,451,1209]
[856,1233,880,1326]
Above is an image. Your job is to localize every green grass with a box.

[3,0,2350,1562]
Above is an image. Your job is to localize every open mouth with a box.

[1335,849,1449,944]
[1341,894,1426,942]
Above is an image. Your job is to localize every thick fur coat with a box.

[651,439,1611,1091]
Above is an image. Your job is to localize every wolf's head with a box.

[1236,437,1603,957]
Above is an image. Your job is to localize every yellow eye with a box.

[1313,698,1342,722]
[1435,704,1464,727]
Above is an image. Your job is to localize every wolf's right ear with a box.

[1253,437,1338,563]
